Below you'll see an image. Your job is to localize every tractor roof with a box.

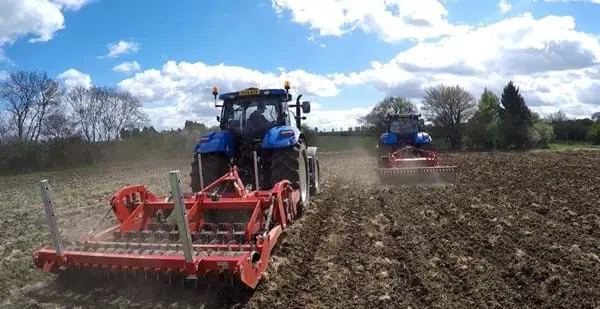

[218,88,290,100]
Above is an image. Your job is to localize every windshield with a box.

[222,97,281,133]
[389,118,418,134]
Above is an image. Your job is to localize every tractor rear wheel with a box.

[190,152,229,193]
[270,142,310,217]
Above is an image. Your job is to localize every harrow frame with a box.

[377,145,457,184]
[33,166,301,289]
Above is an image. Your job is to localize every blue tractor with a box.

[190,82,320,214]
[376,113,456,185]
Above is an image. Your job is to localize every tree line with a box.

[1,69,599,175]
[0,69,195,174]
[0,70,150,144]
[358,81,600,150]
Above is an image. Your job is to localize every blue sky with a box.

[1,0,600,130]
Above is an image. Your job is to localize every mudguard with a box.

[195,130,235,157]
[307,146,320,196]
[261,126,301,149]
[415,132,432,145]
[380,132,398,145]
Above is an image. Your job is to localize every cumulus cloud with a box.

[0,0,65,45]
[57,68,92,90]
[331,13,600,119]
[100,40,140,58]
[118,61,340,130]
[52,0,93,10]
[271,0,470,42]
[113,61,141,73]
[0,0,91,63]
[499,0,512,13]
[114,9,600,131]
[302,103,373,131]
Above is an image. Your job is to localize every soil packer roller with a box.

[33,82,321,290]
[376,113,456,186]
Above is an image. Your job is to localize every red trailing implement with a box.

[378,144,456,185]
[33,166,303,290]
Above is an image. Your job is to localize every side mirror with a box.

[216,116,221,122]
[301,101,311,114]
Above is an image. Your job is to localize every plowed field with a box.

[1,150,599,309]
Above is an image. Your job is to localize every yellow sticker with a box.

[239,89,260,96]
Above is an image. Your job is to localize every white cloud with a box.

[539,0,600,3]
[331,13,600,119]
[0,70,8,81]
[0,0,91,63]
[57,68,92,90]
[271,0,470,42]
[113,61,141,73]
[116,10,600,131]
[118,61,340,130]
[100,40,140,58]
[499,0,512,13]
[302,102,372,131]
[52,0,93,10]
[0,0,65,45]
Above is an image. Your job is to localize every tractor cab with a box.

[380,113,427,147]
[212,84,311,141]
[387,114,424,141]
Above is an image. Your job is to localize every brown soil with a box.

[1,151,599,308]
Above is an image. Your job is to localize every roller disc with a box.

[377,166,456,186]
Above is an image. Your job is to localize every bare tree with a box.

[422,84,476,150]
[98,87,148,141]
[359,96,418,134]
[42,109,75,140]
[29,73,63,141]
[0,112,10,143]
[67,86,98,142]
[547,110,568,123]
[0,70,63,142]
[0,70,38,141]
[67,85,148,142]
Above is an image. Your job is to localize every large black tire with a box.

[190,152,229,193]
[270,142,310,217]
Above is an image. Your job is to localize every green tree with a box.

[478,88,501,123]
[359,96,417,134]
[532,121,555,148]
[587,123,600,144]
[422,84,476,150]
[464,88,502,149]
[499,81,533,149]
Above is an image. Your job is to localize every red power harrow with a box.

[378,145,456,185]
[33,166,301,290]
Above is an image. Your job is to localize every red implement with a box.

[378,145,456,185]
[33,166,301,289]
